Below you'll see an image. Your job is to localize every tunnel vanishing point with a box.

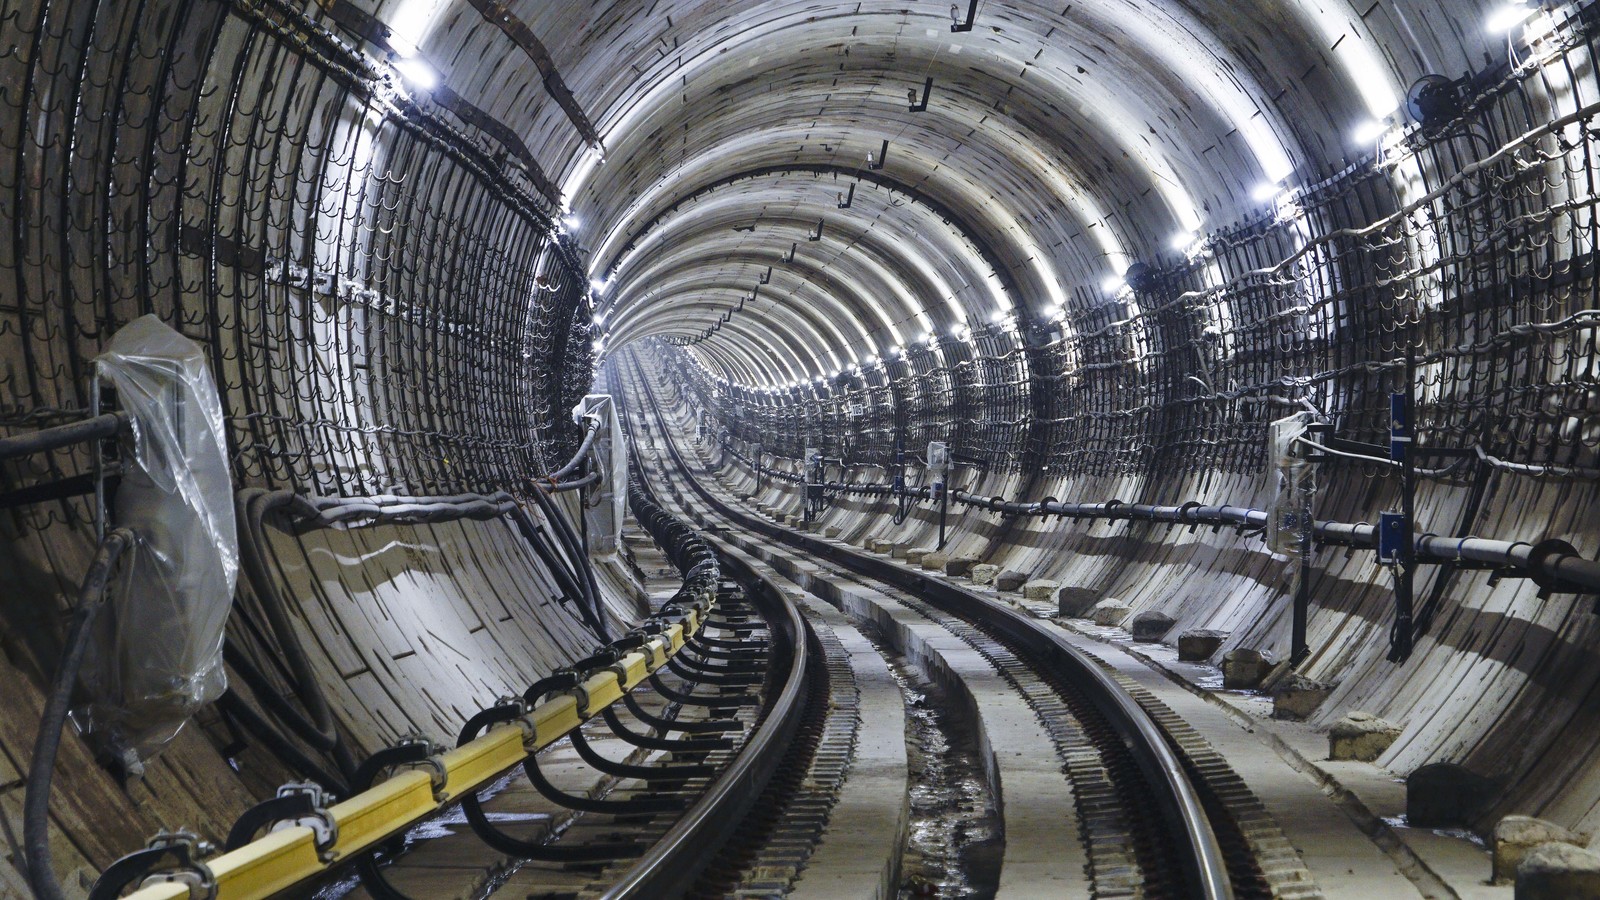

[4,0,1600,898]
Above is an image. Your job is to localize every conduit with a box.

[724,444,1600,594]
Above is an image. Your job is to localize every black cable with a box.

[532,486,612,641]
[25,529,134,900]
[213,691,351,795]
[237,490,359,780]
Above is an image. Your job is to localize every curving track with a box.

[613,345,1317,899]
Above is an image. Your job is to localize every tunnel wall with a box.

[0,0,624,892]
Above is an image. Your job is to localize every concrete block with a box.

[1090,599,1134,627]
[945,555,979,577]
[970,563,1000,585]
[1516,841,1600,899]
[994,569,1028,592]
[1023,579,1059,601]
[1271,674,1336,721]
[1406,762,1498,829]
[922,552,950,571]
[1177,629,1228,661]
[1328,711,1403,762]
[1496,816,1590,884]
[1221,648,1272,689]
[1056,586,1099,618]
[906,547,933,565]
[1130,611,1176,643]
[890,543,912,560]
[823,526,841,539]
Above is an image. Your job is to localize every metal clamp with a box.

[89,830,217,900]
[224,782,339,860]
[558,668,592,713]
[482,695,538,746]
[354,737,449,801]
[274,782,340,858]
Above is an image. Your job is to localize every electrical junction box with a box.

[927,441,949,477]
[1269,509,1307,554]
[1389,392,1409,462]
[1379,512,1408,564]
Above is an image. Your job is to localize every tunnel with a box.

[3,0,1600,897]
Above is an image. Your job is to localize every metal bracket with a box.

[224,783,339,860]
[951,0,978,31]
[89,831,217,900]
[354,737,448,801]
[867,139,889,170]
[909,77,933,111]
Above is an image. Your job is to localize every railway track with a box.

[106,351,1309,900]
[611,348,1322,900]
[96,456,824,900]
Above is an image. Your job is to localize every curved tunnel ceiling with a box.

[391,0,1500,387]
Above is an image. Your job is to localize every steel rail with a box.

[600,407,815,898]
[597,549,810,899]
[629,355,1234,900]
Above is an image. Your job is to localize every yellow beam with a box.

[118,602,717,900]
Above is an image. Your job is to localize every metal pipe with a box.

[731,457,1599,594]
[0,412,127,461]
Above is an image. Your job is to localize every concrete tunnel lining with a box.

[5,0,1600,897]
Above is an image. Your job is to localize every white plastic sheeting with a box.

[576,394,627,556]
[83,315,239,759]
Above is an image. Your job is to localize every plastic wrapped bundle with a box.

[82,315,238,761]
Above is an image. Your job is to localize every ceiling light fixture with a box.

[1252,181,1285,203]
[1352,117,1390,145]
[392,56,438,90]
[1487,1,1535,33]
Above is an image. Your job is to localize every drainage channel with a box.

[867,627,1003,898]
